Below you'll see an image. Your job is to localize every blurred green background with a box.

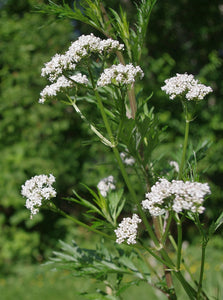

[0,0,222,298]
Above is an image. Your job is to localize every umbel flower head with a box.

[115,214,142,244]
[39,34,124,103]
[41,33,124,83]
[161,73,213,101]
[97,63,144,87]
[97,175,116,197]
[142,178,211,216]
[21,174,56,218]
[39,74,88,103]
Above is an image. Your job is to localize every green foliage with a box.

[36,0,110,36]
[130,0,157,63]
[1,3,223,300]
[47,240,151,298]
[0,0,91,269]
[67,185,125,227]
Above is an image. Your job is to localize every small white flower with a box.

[120,152,135,166]
[169,161,179,173]
[115,214,142,244]
[41,54,76,82]
[142,178,211,216]
[97,63,144,87]
[161,73,212,101]
[97,175,116,197]
[67,34,124,63]
[41,34,124,82]
[21,174,56,218]
[39,74,88,103]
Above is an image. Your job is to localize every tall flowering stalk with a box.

[21,1,223,299]
[161,73,213,179]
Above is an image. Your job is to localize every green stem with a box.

[178,100,190,180]
[176,216,183,270]
[50,204,115,241]
[173,271,197,300]
[168,237,197,298]
[178,119,190,180]
[135,248,162,281]
[94,89,160,247]
[127,86,137,119]
[197,240,208,299]
[161,214,173,244]
[140,243,174,269]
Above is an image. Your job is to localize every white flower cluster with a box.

[115,214,142,244]
[120,152,135,166]
[40,34,124,103]
[97,63,144,87]
[67,34,124,62]
[142,178,211,216]
[41,53,76,83]
[161,73,213,101]
[97,175,116,197]
[41,34,124,82]
[21,174,56,218]
[39,74,88,103]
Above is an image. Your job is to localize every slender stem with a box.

[140,243,174,269]
[178,119,190,180]
[127,86,137,119]
[169,234,178,252]
[197,240,208,299]
[176,216,183,270]
[152,216,162,241]
[135,248,162,281]
[173,271,197,300]
[114,146,159,245]
[69,97,113,148]
[153,216,175,294]
[94,89,160,247]
[50,204,115,241]
[161,214,173,244]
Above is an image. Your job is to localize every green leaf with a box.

[116,279,141,295]
[109,7,132,60]
[131,0,157,63]
[209,211,223,237]
[65,191,103,216]
[107,189,125,225]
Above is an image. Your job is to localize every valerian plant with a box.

[21,1,223,299]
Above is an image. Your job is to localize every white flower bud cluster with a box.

[161,73,213,101]
[39,74,88,103]
[97,63,144,87]
[21,174,56,218]
[115,214,142,244]
[97,175,116,197]
[142,178,211,216]
[120,152,135,166]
